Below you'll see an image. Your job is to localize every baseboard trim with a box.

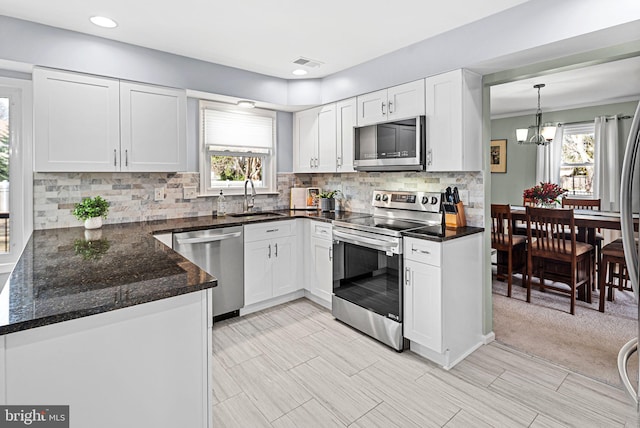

[483,331,496,345]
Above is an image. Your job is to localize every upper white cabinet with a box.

[356,79,425,126]
[424,69,482,172]
[336,98,356,173]
[120,82,187,172]
[293,104,337,173]
[34,68,187,172]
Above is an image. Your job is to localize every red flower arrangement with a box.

[523,182,567,205]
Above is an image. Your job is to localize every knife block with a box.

[445,202,467,228]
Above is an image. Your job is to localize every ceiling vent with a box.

[292,57,323,68]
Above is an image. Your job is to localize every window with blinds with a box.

[200,101,276,194]
[560,122,595,196]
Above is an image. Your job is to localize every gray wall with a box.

[491,101,639,206]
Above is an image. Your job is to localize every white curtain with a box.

[535,126,563,184]
[593,115,620,212]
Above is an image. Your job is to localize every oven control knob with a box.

[422,196,429,204]
[431,196,439,205]
[382,194,389,202]
[375,194,382,201]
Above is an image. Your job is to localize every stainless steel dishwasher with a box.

[172,226,243,320]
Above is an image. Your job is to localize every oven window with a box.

[333,243,402,321]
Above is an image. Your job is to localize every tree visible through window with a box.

[560,123,595,196]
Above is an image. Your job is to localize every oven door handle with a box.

[333,229,397,252]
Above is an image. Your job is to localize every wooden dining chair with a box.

[514,197,538,236]
[526,206,595,315]
[491,204,527,297]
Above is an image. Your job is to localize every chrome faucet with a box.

[244,179,256,212]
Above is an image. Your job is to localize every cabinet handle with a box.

[388,100,393,113]
[336,156,341,168]
[329,247,333,261]
[114,149,117,167]
[381,102,386,115]
[309,158,313,168]
[412,247,430,255]
[268,244,271,258]
[266,229,279,233]
[427,149,433,166]
[405,267,411,286]
[274,243,278,257]
[125,149,129,167]
[315,158,319,167]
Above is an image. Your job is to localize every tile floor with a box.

[213,298,638,427]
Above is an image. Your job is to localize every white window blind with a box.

[203,109,273,154]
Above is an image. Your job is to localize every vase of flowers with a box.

[523,182,567,207]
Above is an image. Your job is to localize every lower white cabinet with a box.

[244,221,298,306]
[305,221,333,307]
[403,234,483,369]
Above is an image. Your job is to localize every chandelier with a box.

[516,83,557,146]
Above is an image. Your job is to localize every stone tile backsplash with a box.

[33,171,483,230]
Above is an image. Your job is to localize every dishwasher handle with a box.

[175,231,242,245]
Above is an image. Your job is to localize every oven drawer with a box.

[311,221,332,240]
[244,220,295,242]
[404,237,441,266]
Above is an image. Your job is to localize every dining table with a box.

[510,206,639,301]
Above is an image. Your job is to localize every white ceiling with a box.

[0,0,528,79]
[490,55,640,118]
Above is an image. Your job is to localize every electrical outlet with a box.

[154,187,165,201]
[183,186,197,200]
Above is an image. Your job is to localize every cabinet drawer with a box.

[244,220,295,242]
[404,238,441,266]
[310,221,332,240]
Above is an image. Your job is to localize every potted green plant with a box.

[318,190,338,212]
[72,196,109,229]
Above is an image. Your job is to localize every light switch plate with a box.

[183,186,197,200]
[154,187,165,201]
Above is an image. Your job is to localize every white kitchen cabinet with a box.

[120,81,187,172]
[356,79,425,126]
[34,67,187,172]
[305,221,333,308]
[336,98,356,172]
[244,221,298,306]
[293,104,337,173]
[424,69,482,172]
[403,234,483,369]
[34,68,120,172]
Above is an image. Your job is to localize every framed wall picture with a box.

[490,139,507,173]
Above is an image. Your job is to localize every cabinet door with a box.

[387,80,425,120]
[309,236,333,304]
[357,89,387,126]
[336,98,356,172]
[404,259,442,352]
[293,108,318,172]
[34,68,120,172]
[120,82,187,172]
[425,70,463,172]
[272,236,298,297]
[316,104,337,172]
[244,240,272,305]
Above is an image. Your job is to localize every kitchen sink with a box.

[227,211,284,218]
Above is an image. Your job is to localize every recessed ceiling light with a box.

[292,69,308,76]
[90,16,118,28]
[237,100,255,108]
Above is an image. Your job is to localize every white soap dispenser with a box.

[217,190,226,217]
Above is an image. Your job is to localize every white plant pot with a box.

[84,217,103,230]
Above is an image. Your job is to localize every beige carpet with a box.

[492,271,639,389]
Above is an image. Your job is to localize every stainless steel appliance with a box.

[332,190,443,351]
[290,187,320,210]
[353,116,426,171]
[618,101,640,413]
[172,226,244,320]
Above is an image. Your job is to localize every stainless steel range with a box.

[331,190,443,351]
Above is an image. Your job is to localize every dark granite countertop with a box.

[0,210,368,336]
[402,225,484,242]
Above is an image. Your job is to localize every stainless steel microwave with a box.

[353,116,426,171]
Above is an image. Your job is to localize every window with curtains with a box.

[200,101,276,195]
[559,123,595,196]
